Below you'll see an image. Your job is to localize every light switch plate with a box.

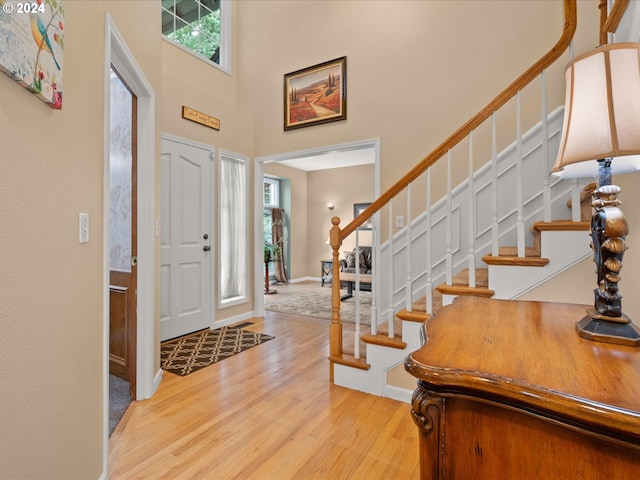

[79,213,89,243]
[396,215,404,228]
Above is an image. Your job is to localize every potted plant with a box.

[264,241,281,294]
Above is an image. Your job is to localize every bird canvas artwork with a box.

[0,0,64,109]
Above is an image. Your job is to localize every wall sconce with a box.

[326,202,335,211]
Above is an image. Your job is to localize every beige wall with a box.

[0,1,161,478]
[307,165,375,275]
[238,1,599,193]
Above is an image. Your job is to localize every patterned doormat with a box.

[161,326,274,376]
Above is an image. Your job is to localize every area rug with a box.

[161,326,274,376]
[264,287,371,325]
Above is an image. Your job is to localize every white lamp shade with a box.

[552,42,640,178]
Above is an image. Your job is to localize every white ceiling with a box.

[267,146,375,172]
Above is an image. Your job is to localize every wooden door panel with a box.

[109,270,131,382]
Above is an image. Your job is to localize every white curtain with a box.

[220,154,247,302]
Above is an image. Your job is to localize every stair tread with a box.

[329,353,370,370]
[435,269,494,297]
[361,334,407,349]
[396,308,431,322]
[482,253,549,267]
[533,220,590,231]
[437,284,495,297]
[496,246,541,257]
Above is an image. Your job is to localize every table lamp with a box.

[552,42,640,346]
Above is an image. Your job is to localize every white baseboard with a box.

[152,368,163,397]
[385,385,413,404]
[288,276,319,283]
[212,311,255,329]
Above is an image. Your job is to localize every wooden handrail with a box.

[328,0,631,382]
[337,0,577,242]
[603,0,630,39]
[329,0,580,377]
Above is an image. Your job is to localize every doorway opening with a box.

[104,15,156,468]
[108,66,137,434]
[253,139,380,316]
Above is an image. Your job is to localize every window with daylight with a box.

[161,0,230,72]
[264,177,280,209]
[218,151,248,308]
[263,177,280,263]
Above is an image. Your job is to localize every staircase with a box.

[327,0,598,400]
[331,145,593,401]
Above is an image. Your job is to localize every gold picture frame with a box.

[284,56,346,131]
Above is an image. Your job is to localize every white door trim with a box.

[253,139,381,317]
[104,14,157,476]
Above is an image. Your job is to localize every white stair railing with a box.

[336,99,589,355]
[328,0,579,370]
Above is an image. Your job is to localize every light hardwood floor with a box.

[108,281,420,479]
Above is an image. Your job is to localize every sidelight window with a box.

[218,151,248,307]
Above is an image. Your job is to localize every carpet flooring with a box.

[161,326,274,376]
[264,287,371,324]
[109,374,131,437]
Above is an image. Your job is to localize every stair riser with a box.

[489,230,591,299]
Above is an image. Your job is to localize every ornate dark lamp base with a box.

[574,169,640,347]
[577,309,640,347]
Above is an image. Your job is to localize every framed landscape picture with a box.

[284,56,346,131]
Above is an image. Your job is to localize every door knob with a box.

[203,245,211,252]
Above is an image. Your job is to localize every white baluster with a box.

[491,112,499,257]
[468,132,476,288]
[541,70,552,223]
[371,212,378,336]
[567,45,580,223]
[354,229,361,359]
[516,91,525,258]
[571,179,581,222]
[406,183,412,312]
[446,151,453,285]
[426,168,433,315]
[388,200,395,338]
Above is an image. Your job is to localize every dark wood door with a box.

[109,68,137,399]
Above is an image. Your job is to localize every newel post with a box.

[329,216,343,381]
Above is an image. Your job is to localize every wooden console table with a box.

[405,296,640,479]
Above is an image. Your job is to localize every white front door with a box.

[160,136,214,341]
